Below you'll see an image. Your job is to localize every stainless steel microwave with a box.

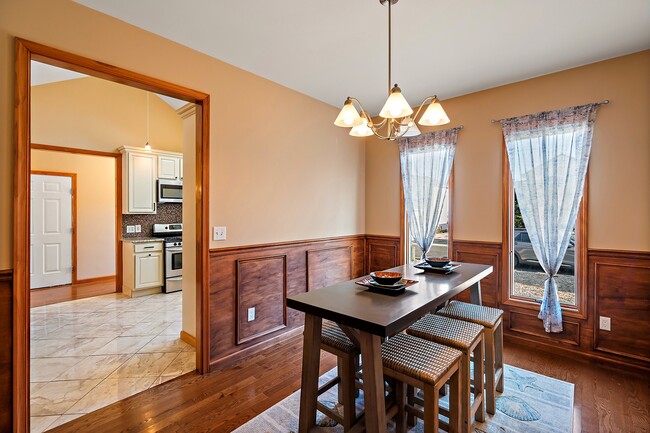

[158,180,183,203]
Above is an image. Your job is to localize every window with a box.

[503,149,588,317]
[406,180,451,262]
[511,193,578,306]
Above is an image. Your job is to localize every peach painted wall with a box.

[31,149,116,280]
[31,76,183,153]
[0,0,365,269]
[365,50,650,252]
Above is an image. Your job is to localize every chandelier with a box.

[334,0,450,140]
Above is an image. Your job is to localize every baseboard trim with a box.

[210,326,305,371]
[73,275,116,285]
[180,330,196,347]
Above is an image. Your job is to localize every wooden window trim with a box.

[399,165,454,264]
[501,141,588,320]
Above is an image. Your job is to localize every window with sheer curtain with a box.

[501,103,601,333]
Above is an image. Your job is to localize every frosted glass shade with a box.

[350,116,374,137]
[334,99,363,127]
[418,100,450,126]
[379,86,413,119]
[399,118,421,137]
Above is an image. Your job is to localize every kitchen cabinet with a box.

[120,148,157,214]
[158,155,182,180]
[122,240,163,297]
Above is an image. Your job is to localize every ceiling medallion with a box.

[334,0,450,140]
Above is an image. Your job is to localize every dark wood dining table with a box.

[286,262,493,433]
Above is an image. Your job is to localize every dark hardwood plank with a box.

[47,334,649,433]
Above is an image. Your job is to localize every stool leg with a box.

[484,329,496,415]
[407,385,416,427]
[495,322,504,393]
[423,383,439,433]
[474,338,485,423]
[448,368,462,433]
[395,380,407,433]
[460,352,471,433]
[340,354,357,431]
[337,357,344,404]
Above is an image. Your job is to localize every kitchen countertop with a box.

[121,237,163,243]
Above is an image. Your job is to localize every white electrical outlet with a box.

[213,226,227,241]
[599,316,611,331]
[126,225,135,234]
[247,307,255,322]
[135,225,142,233]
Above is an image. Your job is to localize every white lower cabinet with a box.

[123,240,163,297]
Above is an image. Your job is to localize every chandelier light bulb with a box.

[334,98,363,127]
[379,85,414,119]
[350,114,374,137]
[418,100,450,126]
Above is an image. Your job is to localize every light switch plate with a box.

[126,225,135,234]
[135,225,141,233]
[599,316,611,331]
[247,307,255,322]
[213,226,227,241]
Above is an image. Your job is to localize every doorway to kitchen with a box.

[14,39,210,433]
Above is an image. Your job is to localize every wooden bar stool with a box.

[381,333,462,433]
[407,314,485,433]
[318,320,360,431]
[436,301,504,415]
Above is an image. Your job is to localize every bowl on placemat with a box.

[370,271,403,285]
[424,257,451,268]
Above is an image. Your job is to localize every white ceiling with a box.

[31,61,188,110]
[74,0,650,113]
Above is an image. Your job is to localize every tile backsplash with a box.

[122,203,183,238]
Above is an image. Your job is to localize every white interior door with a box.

[30,174,73,289]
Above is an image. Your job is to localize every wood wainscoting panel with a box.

[452,241,502,307]
[307,246,352,291]
[236,256,287,344]
[508,309,580,346]
[591,250,650,362]
[0,270,12,431]
[209,235,365,368]
[365,235,400,274]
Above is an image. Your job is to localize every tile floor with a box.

[29,291,195,433]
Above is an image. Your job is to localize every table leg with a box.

[469,280,482,305]
[298,314,323,433]
[358,330,387,433]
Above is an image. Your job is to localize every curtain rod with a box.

[490,100,609,124]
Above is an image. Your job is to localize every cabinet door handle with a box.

[153,202,156,212]
[143,246,154,249]
[148,254,152,257]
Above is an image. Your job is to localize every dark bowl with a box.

[425,257,451,268]
[370,271,402,285]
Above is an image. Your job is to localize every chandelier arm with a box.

[411,95,438,122]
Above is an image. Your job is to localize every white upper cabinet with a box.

[158,155,181,180]
[125,151,156,214]
[119,147,183,214]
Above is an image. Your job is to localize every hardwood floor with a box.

[48,334,649,433]
[30,277,116,307]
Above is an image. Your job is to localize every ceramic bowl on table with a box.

[369,271,403,285]
[424,257,451,268]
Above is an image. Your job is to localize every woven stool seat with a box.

[321,321,357,353]
[407,314,483,350]
[382,333,461,386]
[437,301,503,328]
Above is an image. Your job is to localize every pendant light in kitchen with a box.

[144,92,152,151]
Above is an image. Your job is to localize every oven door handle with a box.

[166,247,183,252]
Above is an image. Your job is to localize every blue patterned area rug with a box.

[233,365,574,433]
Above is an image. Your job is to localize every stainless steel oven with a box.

[158,180,183,203]
[164,242,183,293]
[153,224,183,293]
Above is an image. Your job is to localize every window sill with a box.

[502,296,586,320]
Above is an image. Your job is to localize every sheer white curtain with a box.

[399,128,459,261]
[502,104,600,333]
